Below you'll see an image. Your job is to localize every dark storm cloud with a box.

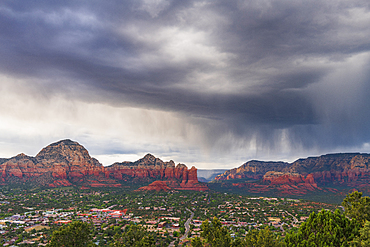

[1,0,370,158]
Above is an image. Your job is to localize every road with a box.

[181,208,194,240]
[285,211,299,224]
[169,208,194,246]
[279,224,285,232]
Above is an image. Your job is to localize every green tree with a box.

[111,224,155,247]
[201,217,232,247]
[199,217,245,247]
[351,221,370,247]
[245,226,284,247]
[342,191,370,226]
[47,221,94,247]
[191,237,204,247]
[285,209,360,247]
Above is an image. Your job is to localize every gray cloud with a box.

[1,0,370,167]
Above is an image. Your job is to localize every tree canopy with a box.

[245,226,285,247]
[111,223,155,247]
[193,217,283,247]
[47,221,93,247]
[352,220,370,247]
[284,209,360,247]
[200,217,234,247]
[342,191,370,226]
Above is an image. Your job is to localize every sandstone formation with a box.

[215,153,370,196]
[0,140,207,191]
[215,161,289,180]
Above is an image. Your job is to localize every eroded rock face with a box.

[137,172,208,192]
[0,140,207,191]
[103,154,207,191]
[137,181,171,191]
[216,153,370,195]
[215,161,290,181]
[36,139,104,178]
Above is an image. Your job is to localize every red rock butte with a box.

[0,139,208,191]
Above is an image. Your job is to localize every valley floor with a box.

[0,187,340,246]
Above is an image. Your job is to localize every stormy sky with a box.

[1,0,370,168]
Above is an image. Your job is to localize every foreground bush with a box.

[285,209,360,247]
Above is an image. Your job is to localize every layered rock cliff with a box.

[0,140,207,191]
[104,154,207,191]
[215,161,289,180]
[215,153,370,196]
[137,165,207,192]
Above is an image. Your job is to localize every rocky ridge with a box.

[0,140,207,191]
[215,153,370,195]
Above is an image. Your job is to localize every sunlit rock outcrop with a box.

[0,140,207,191]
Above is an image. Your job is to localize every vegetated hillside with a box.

[214,153,370,198]
[0,139,207,191]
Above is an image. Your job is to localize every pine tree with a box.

[285,209,360,247]
[111,224,155,247]
[342,191,370,226]
[245,226,285,247]
[48,221,94,247]
[200,217,233,247]
[351,220,370,247]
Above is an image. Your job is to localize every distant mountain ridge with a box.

[0,139,207,191]
[3,140,370,197]
[197,169,228,182]
[215,153,370,196]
